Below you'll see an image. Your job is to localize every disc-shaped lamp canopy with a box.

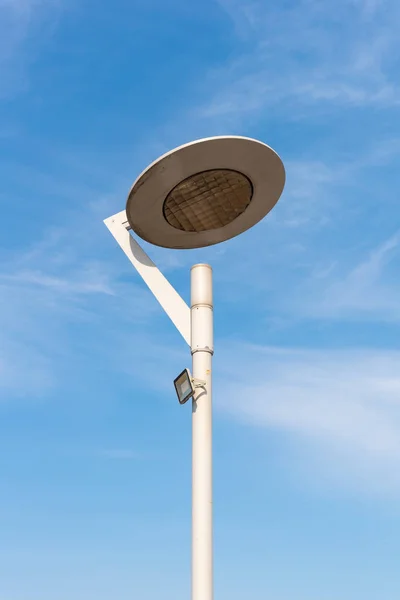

[125,136,285,249]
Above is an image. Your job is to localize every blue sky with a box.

[1,0,400,598]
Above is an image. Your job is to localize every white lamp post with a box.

[104,135,285,600]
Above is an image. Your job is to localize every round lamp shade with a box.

[125,136,285,249]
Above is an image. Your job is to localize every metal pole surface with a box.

[191,264,213,600]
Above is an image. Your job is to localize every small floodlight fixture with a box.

[174,368,206,405]
[174,368,194,405]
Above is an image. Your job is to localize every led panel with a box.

[163,169,253,232]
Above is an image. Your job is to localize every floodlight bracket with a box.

[192,378,206,388]
[104,210,191,346]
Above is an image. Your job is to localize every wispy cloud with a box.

[295,232,400,322]
[217,343,400,493]
[0,0,61,98]
[205,0,400,124]
[0,201,162,400]
[2,267,116,296]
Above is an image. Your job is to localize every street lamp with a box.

[104,135,285,600]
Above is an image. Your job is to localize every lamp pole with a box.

[103,135,285,600]
[191,264,213,600]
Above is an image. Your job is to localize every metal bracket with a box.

[104,210,191,346]
[192,378,206,388]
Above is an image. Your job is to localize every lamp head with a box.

[126,136,285,249]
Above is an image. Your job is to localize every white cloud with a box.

[2,267,116,296]
[0,0,60,98]
[216,344,400,493]
[0,201,161,399]
[298,232,400,322]
[206,0,400,123]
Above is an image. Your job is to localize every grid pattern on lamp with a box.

[163,169,253,232]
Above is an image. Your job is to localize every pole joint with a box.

[191,347,214,356]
